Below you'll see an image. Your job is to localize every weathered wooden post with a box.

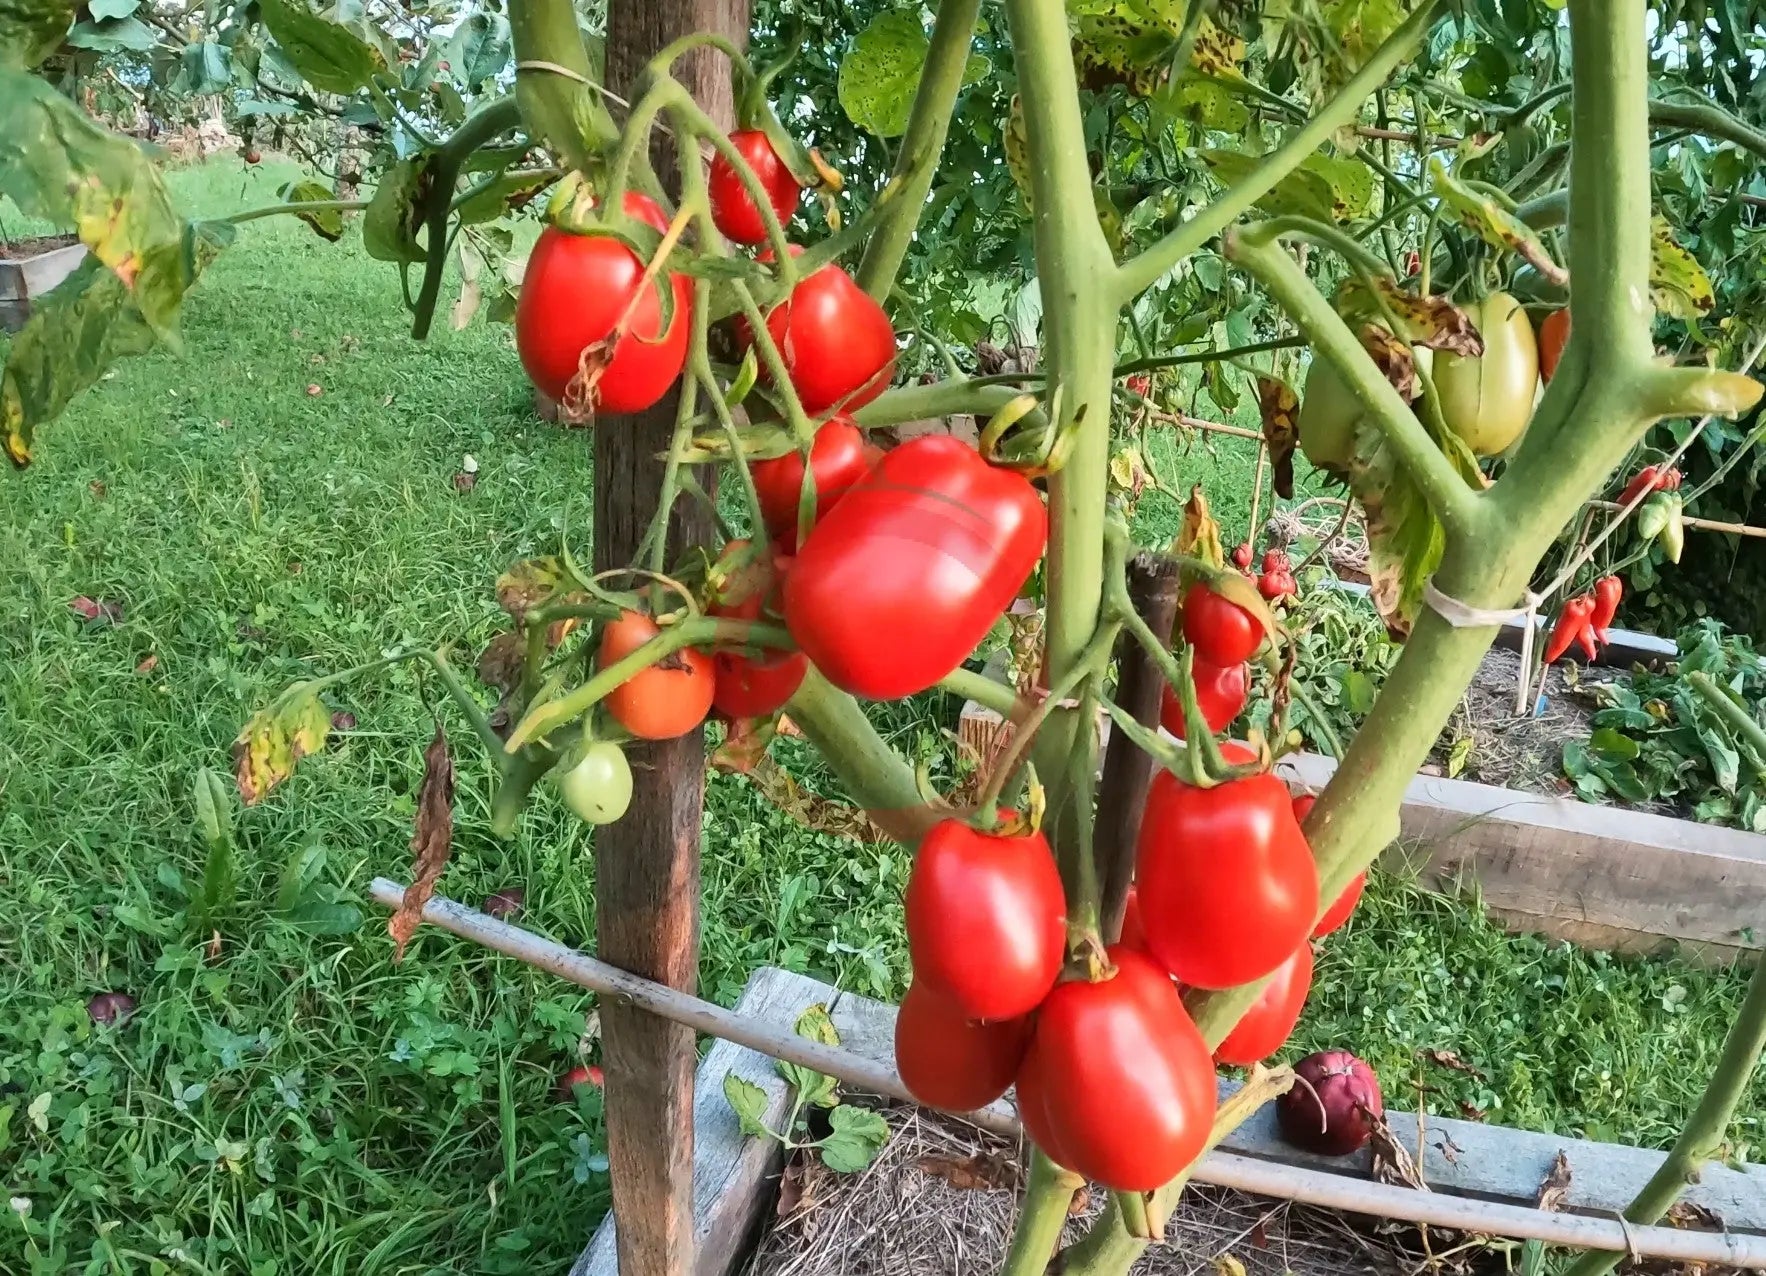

[594,3,748,1273]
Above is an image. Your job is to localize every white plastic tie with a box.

[1421,580,1539,630]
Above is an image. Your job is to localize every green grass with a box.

[1,158,1761,1274]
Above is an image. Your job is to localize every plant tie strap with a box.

[1420,580,1538,630]
[516,60,596,86]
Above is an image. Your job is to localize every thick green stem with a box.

[412,97,526,339]
[1649,94,1766,161]
[784,669,942,845]
[937,667,1023,718]
[1112,0,1442,302]
[854,0,982,300]
[854,380,1048,431]
[509,0,616,175]
[997,1150,1077,1276]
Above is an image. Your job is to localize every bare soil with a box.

[1431,648,1622,798]
[745,1107,1436,1276]
[0,233,79,260]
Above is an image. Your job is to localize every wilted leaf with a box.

[1535,1150,1573,1212]
[1429,157,1566,285]
[277,179,345,242]
[233,682,332,804]
[1420,1048,1485,1079]
[1357,323,1420,400]
[793,1004,840,1048]
[257,0,385,95]
[1649,216,1715,319]
[363,158,430,264]
[1259,377,1299,499]
[387,721,455,960]
[712,715,777,773]
[1665,1200,1724,1231]
[839,11,929,138]
[476,631,526,693]
[69,595,123,624]
[1349,422,1444,638]
[0,0,75,67]
[1339,277,1483,355]
[742,755,889,842]
[496,557,572,621]
[1175,484,1226,569]
[819,1104,889,1173]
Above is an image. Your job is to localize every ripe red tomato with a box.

[1213,940,1314,1067]
[516,192,692,415]
[1135,762,1318,989]
[1012,1039,1074,1168]
[756,262,896,414]
[1181,582,1265,667]
[708,542,805,719]
[785,436,1047,699]
[1117,885,1147,951]
[599,610,715,740]
[1538,307,1570,383]
[1293,793,1368,937]
[751,415,873,547]
[905,818,1066,1022]
[894,981,1032,1112]
[708,129,801,245]
[1022,947,1218,1191]
[1159,659,1249,740]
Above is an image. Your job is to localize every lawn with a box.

[1,157,1761,1275]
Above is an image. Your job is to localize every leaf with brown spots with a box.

[1650,216,1716,321]
[1358,323,1420,400]
[915,1151,1020,1192]
[1429,156,1566,284]
[742,755,889,843]
[1258,376,1299,499]
[1536,1150,1573,1212]
[233,682,332,805]
[388,721,455,960]
[1339,277,1484,356]
[1175,485,1226,570]
[496,557,572,622]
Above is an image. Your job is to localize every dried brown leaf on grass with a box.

[388,721,455,959]
[914,1151,1020,1193]
[1535,1150,1573,1213]
[1420,1048,1486,1080]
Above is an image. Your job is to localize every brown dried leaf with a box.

[1420,1048,1486,1080]
[1258,376,1299,500]
[1339,277,1484,357]
[1068,1185,1091,1216]
[495,557,571,622]
[1666,1200,1724,1231]
[743,755,888,843]
[135,653,159,674]
[453,470,478,492]
[476,631,527,693]
[1458,1100,1487,1121]
[914,1152,1020,1192]
[70,596,123,624]
[1368,1112,1429,1191]
[1434,1133,1463,1166]
[712,716,777,774]
[233,684,332,805]
[1359,323,1419,400]
[1536,1150,1573,1212]
[1175,485,1226,570]
[388,721,456,960]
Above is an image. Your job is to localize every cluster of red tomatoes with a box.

[513,129,896,423]
[894,583,1368,1192]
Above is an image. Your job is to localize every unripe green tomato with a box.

[1296,355,1362,474]
[553,740,633,825]
[1432,291,1539,457]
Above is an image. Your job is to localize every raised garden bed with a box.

[0,233,86,333]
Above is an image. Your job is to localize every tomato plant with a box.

[708,129,801,244]
[894,981,1033,1112]
[1211,939,1313,1067]
[598,610,716,739]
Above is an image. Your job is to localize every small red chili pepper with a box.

[1618,466,1661,508]
[1662,467,1683,492]
[1590,575,1622,642]
[1544,595,1596,664]
[1575,609,1600,660]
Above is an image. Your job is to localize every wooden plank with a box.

[574,968,826,1276]
[1278,751,1766,958]
[679,970,1766,1233]
[593,5,747,1272]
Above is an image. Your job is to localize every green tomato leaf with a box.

[1429,156,1566,285]
[1649,216,1715,321]
[721,1073,773,1139]
[177,39,233,95]
[0,0,76,66]
[455,169,555,226]
[1202,148,1338,222]
[1348,420,1445,638]
[257,0,384,95]
[277,179,347,242]
[363,158,430,264]
[839,11,928,138]
[1591,706,1657,732]
[1588,726,1641,760]
[818,1104,889,1173]
[86,0,135,16]
[444,10,512,87]
[64,14,154,48]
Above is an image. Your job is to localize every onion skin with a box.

[1276,1049,1384,1156]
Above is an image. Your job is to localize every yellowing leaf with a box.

[1202,147,1336,222]
[233,682,333,805]
[838,11,930,138]
[1649,216,1715,320]
[1429,156,1566,284]
[1349,420,1444,638]
[278,179,346,242]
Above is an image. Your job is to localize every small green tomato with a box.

[553,740,633,825]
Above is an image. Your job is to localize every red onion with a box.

[87,991,137,1027]
[1277,1049,1382,1156]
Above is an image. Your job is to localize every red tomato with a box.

[708,542,806,719]
[1135,763,1318,989]
[1117,885,1147,951]
[894,981,1033,1112]
[751,416,873,547]
[1538,308,1570,383]
[756,262,896,414]
[598,610,715,740]
[516,193,691,415]
[905,818,1066,1022]
[1159,660,1249,740]
[1289,793,1367,937]
[785,436,1047,699]
[1012,1039,1075,1168]
[1231,542,1254,571]
[707,129,800,245]
[1181,582,1265,667]
[1213,940,1314,1066]
[1025,947,1218,1190]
